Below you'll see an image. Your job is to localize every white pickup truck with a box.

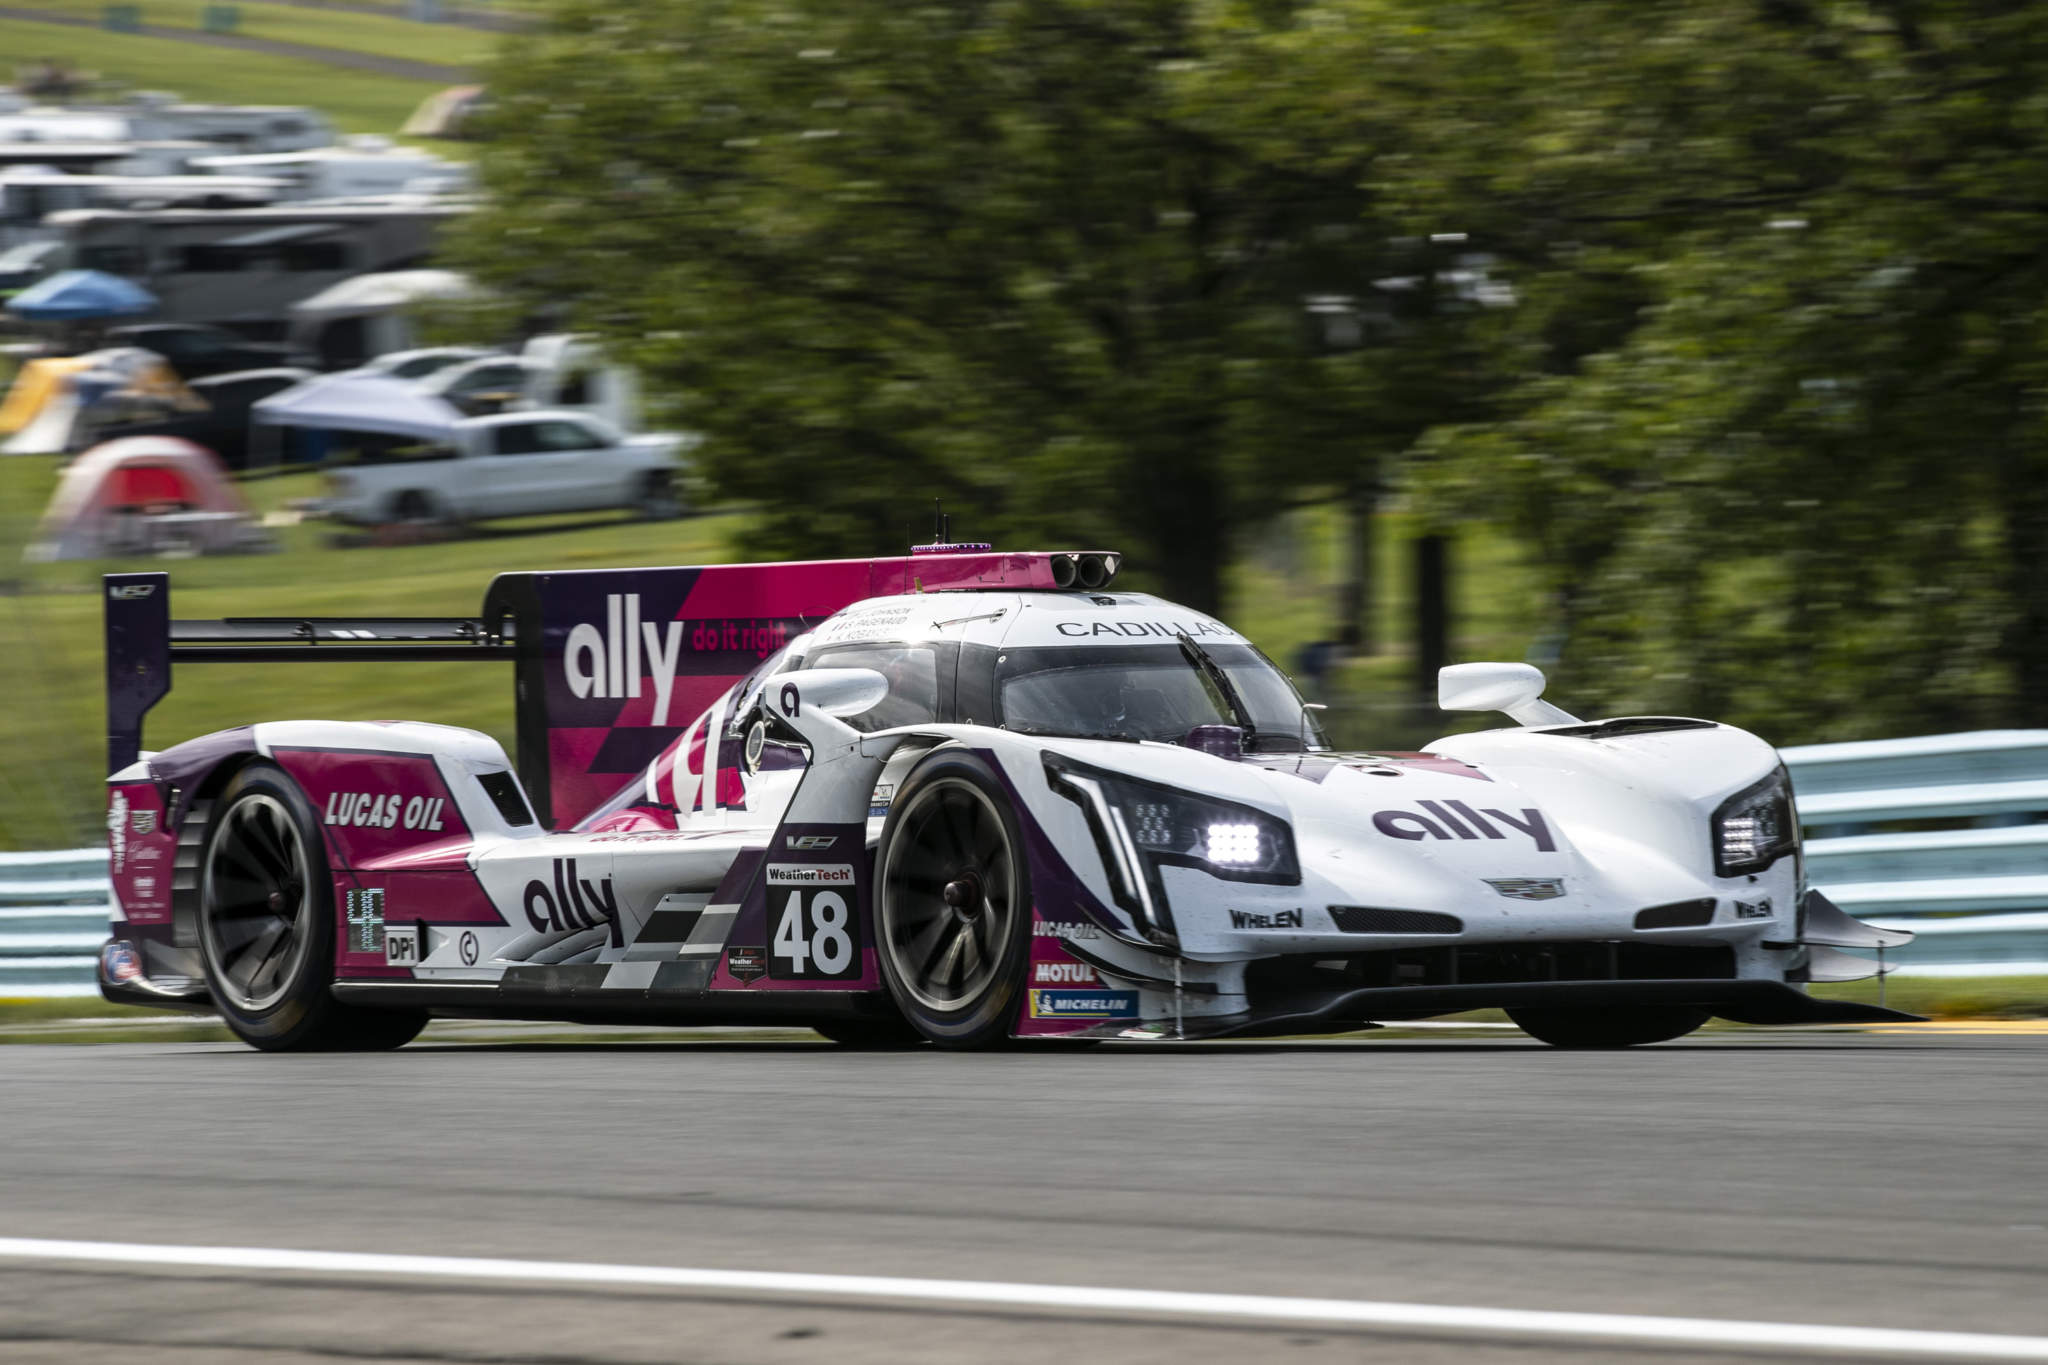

[319,411,685,526]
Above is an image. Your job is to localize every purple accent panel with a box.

[973,748,1137,944]
[270,747,471,869]
[106,781,174,925]
[1241,751,1492,784]
[533,552,1102,829]
[1181,725,1246,758]
[715,822,878,991]
[104,570,170,776]
[145,725,256,837]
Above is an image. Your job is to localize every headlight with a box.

[1045,756,1299,883]
[1712,766,1799,877]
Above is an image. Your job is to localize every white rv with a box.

[191,137,471,202]
[43,201,463,334]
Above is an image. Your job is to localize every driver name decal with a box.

[1373,801,1557,852]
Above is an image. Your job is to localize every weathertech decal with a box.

[1373,801,1556,852]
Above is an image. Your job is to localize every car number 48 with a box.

[769,888,859,979]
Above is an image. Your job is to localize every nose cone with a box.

[1291,758,1599,928]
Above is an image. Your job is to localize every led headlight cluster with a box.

[1711,766,1799,877]
[1045,756,1299,883]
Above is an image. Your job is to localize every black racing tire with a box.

[811,1016,926,1048]
[197,762,427,1052]
[634,470,681,521]
[874,749,1032,1049]
[1506,1004,1710,1048]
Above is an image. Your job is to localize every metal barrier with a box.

[0,848,109,998]
[6,728,2046,996]
[1785,731,2048,975]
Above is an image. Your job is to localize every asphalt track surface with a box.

[3,1030,2046,1363]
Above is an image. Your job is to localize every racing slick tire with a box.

[1507,1004,1710,1048]
[196,762,427,1052]
[811,1016,926,1048]
[875,749,1032,1049]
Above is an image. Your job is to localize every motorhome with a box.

[41,200,463,334]
[2,172,285,249]
[191,138,471,202]
[0,95,332,153]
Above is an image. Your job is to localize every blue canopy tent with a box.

[6,269,157,321]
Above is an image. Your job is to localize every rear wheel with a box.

[875,750,1031,1049]
[1507,1004,1709,1048]
[197,762,426,1052]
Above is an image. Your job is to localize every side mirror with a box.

[1438,662,1579,727]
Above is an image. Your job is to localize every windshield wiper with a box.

[1176,632,1256,746]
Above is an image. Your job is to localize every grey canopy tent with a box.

[248,371,465,465]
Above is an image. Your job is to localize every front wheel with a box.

[197,762,426,1052]
[875,750,1031,1049]
[1507,1004,1709,1048]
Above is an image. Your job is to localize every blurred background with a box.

[2,0,2046,1002]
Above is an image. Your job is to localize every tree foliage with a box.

[459,0,2048,740]
[451,0,1503,613]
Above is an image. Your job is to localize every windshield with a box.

[997,643,1325,752]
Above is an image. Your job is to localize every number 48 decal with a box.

[767,864,861,980]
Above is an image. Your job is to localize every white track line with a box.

[1,1237,2045,1360]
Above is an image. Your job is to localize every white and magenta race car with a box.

[96,544,1916,1050]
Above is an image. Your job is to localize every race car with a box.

[95,543,1918,1050]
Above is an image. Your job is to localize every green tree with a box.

[451,0,1502,615]
[1395,0,2048,740]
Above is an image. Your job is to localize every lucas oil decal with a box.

[326,792,446,831]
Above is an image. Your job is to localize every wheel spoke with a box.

[907,913,952,982]
[941,796,977,869]
[228,919,289,994]
[933,925,969,991]
[956,921,983,979]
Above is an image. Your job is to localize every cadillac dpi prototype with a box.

[97,545,1917,1050]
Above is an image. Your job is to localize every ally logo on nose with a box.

[1372,799,1557,852]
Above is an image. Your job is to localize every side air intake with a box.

[1634,898,1717,929]
[1329,906,1464,935]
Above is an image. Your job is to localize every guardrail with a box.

[1783,730,2048,974]
[5,728,2045,996]
[0,848,109,998]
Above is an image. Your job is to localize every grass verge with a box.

[1814,975,2048,1020]
[0,16,444,136]
[10,0,499,66]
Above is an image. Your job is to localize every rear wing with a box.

[104,549,1106,829]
